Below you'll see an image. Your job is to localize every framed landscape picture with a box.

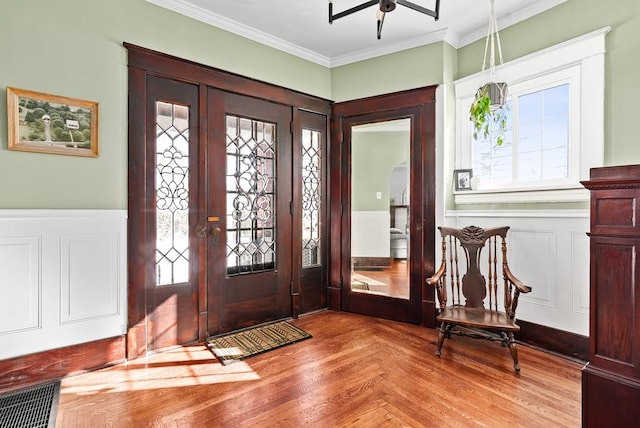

[6,87,98,157]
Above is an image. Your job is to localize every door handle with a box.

[195,218,222,242]
[195,222,208,238]
[211,226,221,245]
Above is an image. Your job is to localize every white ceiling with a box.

[146,0,567,67]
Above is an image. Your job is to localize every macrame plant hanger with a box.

[480,0,507,108]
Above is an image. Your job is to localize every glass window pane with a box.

[519,91,542,124]
[155,101,190,286]
[543,118,569,150]
[226,114,277,276]
[543,146,569,179]
[473,83,570,187]
[544,84,570,118]
[302,129,322,267]
[519,122,542,153]
[490,155,513,184]
[518,150,542,182]
[472,129,513,185]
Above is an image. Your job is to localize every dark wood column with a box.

[581,165,640,427]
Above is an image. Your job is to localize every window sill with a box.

[454,185,589,205]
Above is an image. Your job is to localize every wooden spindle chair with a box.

[426,225,532,372]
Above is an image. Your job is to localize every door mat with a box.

[206,320,312,365]
[0,381,60,428]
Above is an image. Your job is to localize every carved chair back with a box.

[435,225,515,317]
[428,225,531,371]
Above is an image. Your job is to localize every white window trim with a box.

[454,27,610,204]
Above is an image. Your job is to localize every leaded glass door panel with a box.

[146,76,200,351]
[207,89,293,334]
[296,111,328,314]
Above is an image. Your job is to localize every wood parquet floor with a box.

[352,260,410,299]
[56,311,582,427]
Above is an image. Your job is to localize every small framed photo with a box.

[454,169,473,191]
[6,87,98,157]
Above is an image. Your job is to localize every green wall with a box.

[352,131,410,211]
[331,42,446,102]
[2,0,639,210]
[0,0,330,209]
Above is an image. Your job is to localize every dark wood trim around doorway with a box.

[329,86,437,327]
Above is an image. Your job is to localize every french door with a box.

[127,44,331,358]
[206,89,293,334]
[139,80,294,349]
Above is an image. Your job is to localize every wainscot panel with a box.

[0,210,127,360]
[444,210,589,336]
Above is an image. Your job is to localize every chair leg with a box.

[507,331,520,372]
[435,323,448,356]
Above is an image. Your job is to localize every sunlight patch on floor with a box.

[60,345,260,395]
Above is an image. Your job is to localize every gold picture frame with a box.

[7,87,98,157]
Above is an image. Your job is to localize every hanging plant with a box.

[470,0,508,146]
[470,82,508,146]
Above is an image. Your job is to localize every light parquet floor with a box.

[56,311,583,427]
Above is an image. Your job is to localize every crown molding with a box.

[147,0,568,68]
[146,0,332,67]
[147,0,451,68]
[458,0,568,47]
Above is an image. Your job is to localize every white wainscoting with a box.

[352,211,391,258]
[0,210,127,360]
[444,210,589,336]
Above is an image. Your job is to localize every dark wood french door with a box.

[206,89,293,334]
[140,82,295,349]
[127,44,331,358]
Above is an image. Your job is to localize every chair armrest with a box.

[504,265,532,294]
[426,262,446,287]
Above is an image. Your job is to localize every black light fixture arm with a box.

[329,0,440,39]
[329,0,378,24]
[376,12,386,40]
[398,0,440,20]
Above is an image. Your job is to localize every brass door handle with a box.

[211,226,221,244]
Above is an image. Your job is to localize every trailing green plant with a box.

[471,0,509,147]
[469,84,508,146]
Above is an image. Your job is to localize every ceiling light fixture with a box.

[329,0,441,40]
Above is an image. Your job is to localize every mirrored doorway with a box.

[330,86,436,326]
[350,118,410,299]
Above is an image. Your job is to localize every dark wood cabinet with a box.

[582,165,640,427]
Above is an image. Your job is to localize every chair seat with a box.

[437,306,520,332]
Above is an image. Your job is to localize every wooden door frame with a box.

[329,87,437,327]
[125,43,331,360]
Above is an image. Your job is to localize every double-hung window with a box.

[454,28,609,204]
